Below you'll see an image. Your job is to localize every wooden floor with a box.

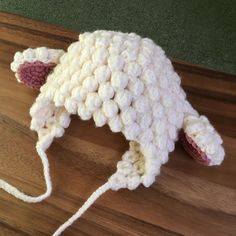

[0,12,235,236]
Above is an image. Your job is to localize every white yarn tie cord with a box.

[0,145,52,203]
[53,182,111,236]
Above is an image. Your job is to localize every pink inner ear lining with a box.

[17,61,56,90]
[179,129,210,166]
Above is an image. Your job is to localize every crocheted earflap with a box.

[0,48,64,203]
[28,96,159,235]
[0,96,71,204]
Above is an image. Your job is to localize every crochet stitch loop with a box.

[6,30,225,236]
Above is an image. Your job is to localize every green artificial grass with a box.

[0,0,235,74]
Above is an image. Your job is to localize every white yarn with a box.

[120,107,136,125]
[82,76,98,92]
[124,61,141,78]
[98,82,115,101]
[94,65,111,83]
[114,89,132,109]
[111,71,129,91]
[123,123,140,140]
[108,116,123,133]
[71,86,87,102]
[7,30,225,235]
[52,182,111,236]
[108,55,124,71]
[102,100,118,118]
[93,109,107,127]
[0,144,52,203]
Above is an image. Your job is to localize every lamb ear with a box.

[16,61,56,90]
[180,129,211,165]
[180,115,225,166]
[10,47,65,90]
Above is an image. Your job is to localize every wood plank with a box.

[0,11,235,236]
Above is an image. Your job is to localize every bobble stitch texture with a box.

[8,31,225,236]
[22,30,224,195]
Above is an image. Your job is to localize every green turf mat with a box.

[0,0,235,74]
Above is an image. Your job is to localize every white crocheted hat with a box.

[5,30,225,235]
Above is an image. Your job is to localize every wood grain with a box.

[0,11,235,236]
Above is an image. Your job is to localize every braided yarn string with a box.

[0,144,52,203]
[52,182,111,236]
